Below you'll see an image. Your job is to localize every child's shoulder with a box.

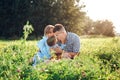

[38,36,47,43]
[37,37,48,47]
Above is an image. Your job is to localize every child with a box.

[47,35,65,60]
[32,25,54,66]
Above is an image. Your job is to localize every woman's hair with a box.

[44,25,54,35]
[47,35,56,46]
[53,24,65,33]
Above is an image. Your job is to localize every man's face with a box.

[54,31,64,41]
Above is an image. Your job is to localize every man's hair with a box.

[47,35,56,46]
[44,25,54,35]
[53,24,65,33]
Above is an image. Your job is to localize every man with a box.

[53,24,80,59]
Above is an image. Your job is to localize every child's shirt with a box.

[37,36,51,58]
[32,36,51,66]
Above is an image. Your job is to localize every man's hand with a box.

[62,52,71,58]
[62,52,78,59]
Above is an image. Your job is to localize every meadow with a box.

[0,37,120,80]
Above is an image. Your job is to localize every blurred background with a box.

[0,0,119,39]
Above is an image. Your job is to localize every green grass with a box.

[0,37,120,80]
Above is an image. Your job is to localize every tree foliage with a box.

[82,16,94,35]
[0,0,31,38]
[0,0,85,39]
[83,18,115,36]
[93,20,115,36]
[50,0,86,35]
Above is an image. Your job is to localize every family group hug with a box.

[32,24,80,66]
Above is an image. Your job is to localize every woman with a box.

[32,25,54,66]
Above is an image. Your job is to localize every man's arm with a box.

[53,47,79,59]
[68,52,78,59]
[63,52,78,59]
[70,34,80,58]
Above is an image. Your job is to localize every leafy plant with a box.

[23,21,34,41]
[0,37,120,79]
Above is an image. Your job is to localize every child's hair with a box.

[47,35,56,47]
[44,25,54,35]
[47,35,63,60]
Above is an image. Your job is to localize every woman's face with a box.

[47,29,54,38]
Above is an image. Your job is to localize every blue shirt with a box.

[63,32,80,53]
[32,36,51,66]
[37,36,51,58]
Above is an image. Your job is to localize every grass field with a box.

[0,37,120,80]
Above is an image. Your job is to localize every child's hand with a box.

[50,48,56,56]
[52,47,62,53]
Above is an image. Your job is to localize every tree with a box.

[0,0,30,38]
[51,0,86,35]
[82,16,94,35]
[82,18,115,37]
[29,0,86,36]
[93,20,115,36]
[0,0,86,39]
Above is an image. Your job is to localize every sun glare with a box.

[82,0,120,33]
